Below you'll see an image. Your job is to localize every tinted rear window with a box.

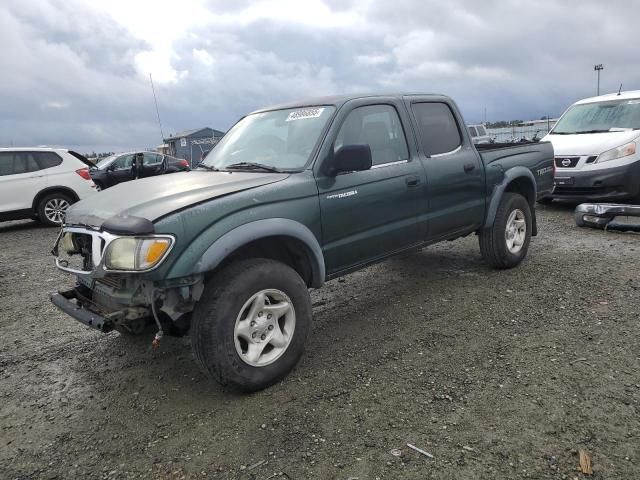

[412,103,462,156]
[35,152,63,169]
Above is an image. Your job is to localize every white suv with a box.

[0,148,97,226]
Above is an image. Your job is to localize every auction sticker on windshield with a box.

[286,108,325,122]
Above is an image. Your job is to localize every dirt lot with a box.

[1,203,639,480]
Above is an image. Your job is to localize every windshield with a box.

[201,106,335,171]
[552,98,640,134]
[95,155,118,169]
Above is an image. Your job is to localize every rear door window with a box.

[412,103,462,156]
[143,153,163,165]
[0,151,40,175]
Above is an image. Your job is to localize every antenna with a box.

[617,83,623,95]
[149,73,166,143]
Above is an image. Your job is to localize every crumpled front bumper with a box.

[575,203,640,232]
[50,289,113,332]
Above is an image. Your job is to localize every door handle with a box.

[463,163,476,172]
[406,176,420,187]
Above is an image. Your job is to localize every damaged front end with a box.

[575,203,640,232]
[50,225,203,340]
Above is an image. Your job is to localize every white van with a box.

[541,90,640,202]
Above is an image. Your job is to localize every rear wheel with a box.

[479,192,532,269]
[191,258,312,392]
[37,192,73,227]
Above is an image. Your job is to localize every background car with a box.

[0,148,97,226]
[90,151,190,190]
[467,124,493,144]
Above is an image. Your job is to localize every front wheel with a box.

[479,192,532,269]
[191,258,312,392]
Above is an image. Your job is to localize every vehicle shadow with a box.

[0,219,50,233]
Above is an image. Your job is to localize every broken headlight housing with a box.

[103,236,174,271]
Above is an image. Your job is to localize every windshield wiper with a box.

[224,162,282,173]
[551,129,610,135]
[197,164,220,171]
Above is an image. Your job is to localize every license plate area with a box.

[555,177,574,186]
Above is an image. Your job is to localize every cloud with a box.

[1,0,640,150]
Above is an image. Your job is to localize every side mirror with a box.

[329,144,372,176]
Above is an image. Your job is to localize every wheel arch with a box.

[192,219,325,288]
[484,167,538,236]
[32,186,79,212]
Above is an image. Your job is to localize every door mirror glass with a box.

[330,144,372,175]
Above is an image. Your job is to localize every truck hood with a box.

[65,170,289,229]
[542,130,640,156]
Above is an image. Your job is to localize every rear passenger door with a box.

[406,98,485,240]
[0,151,47,214]
[141,153,165,178]
[316,100,425,274]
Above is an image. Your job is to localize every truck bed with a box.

[477,141,555,200]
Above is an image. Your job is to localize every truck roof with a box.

[574,90,640,105]
[251,92,444,114]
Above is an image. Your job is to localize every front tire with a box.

[37,192,73,227]
[191,258,312,392]
[479,192,532,269]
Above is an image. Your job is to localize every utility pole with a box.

[594,64,604,96]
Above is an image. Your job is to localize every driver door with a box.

[108,154,135,185]
[316,101,424,274]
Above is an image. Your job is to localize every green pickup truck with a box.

[51,93,554,391]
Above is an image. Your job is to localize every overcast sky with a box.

[2,0,639,152]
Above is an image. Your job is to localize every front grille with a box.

[56,232,95,272]
[96,277,126,290]
[54,227,114,274]
[555,156,580,168]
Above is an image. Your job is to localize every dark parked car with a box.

[90,152,190,190]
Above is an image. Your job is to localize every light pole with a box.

[594,64,604,96]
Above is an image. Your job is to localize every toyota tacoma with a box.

[51,93,554,391]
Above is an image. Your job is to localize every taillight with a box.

[76,168,91,180]
[178,159,189,168]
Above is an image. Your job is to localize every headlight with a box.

[596,141,637,163]
[103,236,174,271]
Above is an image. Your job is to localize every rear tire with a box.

[479,192,532,269]
[191,258,312,392]
[37,192,73,227]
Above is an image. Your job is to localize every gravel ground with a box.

[1,203,639,480]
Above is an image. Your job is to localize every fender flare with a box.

[193,218,326,288]
[484,166,537,233]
